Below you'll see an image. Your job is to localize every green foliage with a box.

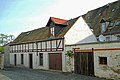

[0,46,4,53]
[0,33,15,46]
[65,50,74,58]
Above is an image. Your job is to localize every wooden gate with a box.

[49,53,62,70]
[74,51,94,76]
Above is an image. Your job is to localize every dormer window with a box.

[109,21,114,27]
[50,27,55,36]
[101,22,106,33]
[116,20,120,26]
[100,19,109,34]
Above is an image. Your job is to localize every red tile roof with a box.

[51,17,67,24]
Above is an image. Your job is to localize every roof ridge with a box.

[22,26,48,33]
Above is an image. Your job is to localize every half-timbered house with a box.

[9,16,97,71]
[9,17,70,70]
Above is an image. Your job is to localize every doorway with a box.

[29,54,33,69]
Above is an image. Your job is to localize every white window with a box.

[50,27,54,36]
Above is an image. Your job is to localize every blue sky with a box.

[0,0,117,37]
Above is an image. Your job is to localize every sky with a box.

[0,0,117,37]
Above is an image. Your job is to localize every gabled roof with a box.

[82,1,120,37]
[46,17,67,26]
[12,27,49,44]
[57,16,79,37]
[51,17,67,24]
[11,17,79,45]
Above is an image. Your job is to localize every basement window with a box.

[99,57,107,65]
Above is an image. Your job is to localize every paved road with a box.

[0,67,107,80]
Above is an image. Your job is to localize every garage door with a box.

[49,53,62,70]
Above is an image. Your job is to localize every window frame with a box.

[39,53,43,66]
[109,21,114,27]
[99,57,107,65]
[115,20,120,26]
[50,27,55,36]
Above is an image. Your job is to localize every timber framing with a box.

[10,38,64,53]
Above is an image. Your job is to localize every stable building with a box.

[9,16,96,71]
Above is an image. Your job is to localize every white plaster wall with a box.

[9,39,64,70]
[10,53,15,66]
[64,17,97,45]
[23,53,29,67]
[4,45,10,67]
[36,52,49,70]
[65,42,120,79]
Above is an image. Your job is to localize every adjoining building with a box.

[64,1,120,79]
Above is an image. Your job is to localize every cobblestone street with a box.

[0,67,107,80]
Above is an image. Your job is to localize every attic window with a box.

[112,8,115,12]
[98,13,101,16]
[109,21,114,27]
[116,20,120,26]
[88,16,90,19]
[50,27,55,36]
[26,32,31,35]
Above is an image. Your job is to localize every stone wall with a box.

[65,41,120,79]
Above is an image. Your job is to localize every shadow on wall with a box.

[76,35,97,44]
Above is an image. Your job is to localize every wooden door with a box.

[29,54,33,69]
[14,54,17,66]
[74,52,94,76]
[49,53,62,70]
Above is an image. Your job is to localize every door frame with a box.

[29,54,33,69]
[14,54,17,66]
[74,48,94,76]
[49,53,62,70]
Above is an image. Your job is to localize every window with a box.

[101,23,106,33]
[99,57,107,65]
[112,8,115,12]
[39,53,43,66]
[106,37,110,41]
[50,27,55,36]
[21,54,24,64]
[117,35,120,40]
[109,21,114,27]
[116,20,120,26]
